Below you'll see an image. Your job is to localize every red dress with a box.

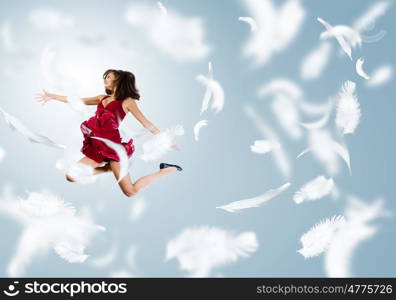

[80,96,135,163]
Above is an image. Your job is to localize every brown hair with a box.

[103,69,140,101]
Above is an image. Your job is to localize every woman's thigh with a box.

[77,156,104,169]
[109,160,136,192]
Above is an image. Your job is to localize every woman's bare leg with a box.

[66,157,110,182]
[109,160,177,197]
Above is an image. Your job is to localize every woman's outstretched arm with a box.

[124,97,181,150]
[36,89,106,105]
[124,97,160,135]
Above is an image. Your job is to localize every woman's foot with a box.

[159,163,183,171]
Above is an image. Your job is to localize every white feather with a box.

[335,80,361,135]
[353,1,390,33]
[193,120,208,141]
[0,106,65,149]
[140,125,184,161]
[66,162,97,184]
[299,98,333,116]
[238,17,257,31]
[91,137,129,182]
[271,95,302,139]
[300,42,332,80]
[257,78,303,100]
[129,197,147,221]
[298,215,346,258]
[0,146,5,163]
[367,65,393,87]
[196,74,224,113]
[0,190,104,276]
[200,61,213,115]
[241,0,305,66]
[293,176,334,204]
[296,147,311,159]
[356,57,370,80]
[165,226,258,277]
[157,1,167,15]
[300,102,333,130]
[331,139,352,175]
[325,197,391,277]
[1,23,16,53]
[244,105,291,179]
[216,183,290,212]
[300,129,352,175]
[323,25,362,49]
[90,244,119,268]
[250,139,279,154]
[54,241,88,263]
[317,17,353,60]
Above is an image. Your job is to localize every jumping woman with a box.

[36,69,182,197]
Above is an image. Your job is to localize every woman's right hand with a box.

[35,89,54,105]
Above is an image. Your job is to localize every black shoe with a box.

[159,163,183,171]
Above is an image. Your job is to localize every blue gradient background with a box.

[0,0,395,277]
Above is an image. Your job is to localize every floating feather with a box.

[335,80,361,135]
[140,125,184,161]
[250,139,279,154]
[356,57,370,80]
[244,105,291,179]
[193,120,208,141]
[196,74,224,113]
[0,106,65,149]
[0,146,5,163]
[216,182,291,212]
[317,17,353,59]
[367,65,393,87]
[293,176,334,204]
[238,17,257,31]
[200,61,213,115]
[300,101,333,130]
[165,226,258,277]
[157,1,167,15]
[298,215,346,258]
[300,42,332,80]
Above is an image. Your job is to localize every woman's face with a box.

[104,72,117,90]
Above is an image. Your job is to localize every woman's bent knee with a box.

[123,188,138,197]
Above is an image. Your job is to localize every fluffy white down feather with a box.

[335,81,361,135]
[165,226,258,277]
[293,176,334,204]
[298,215,346,258]
[140,125,184,161]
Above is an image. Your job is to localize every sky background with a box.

[0,0,395,277]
